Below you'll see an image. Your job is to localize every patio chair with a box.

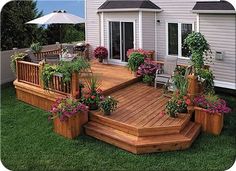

[154,56,178,91]
[45,54,60,64]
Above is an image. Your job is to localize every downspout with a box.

[139,11,143,49]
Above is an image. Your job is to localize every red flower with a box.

[91,95,96,99]
[183,96,188,100]
[185,99,191,105]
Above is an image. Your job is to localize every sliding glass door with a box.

[109,21,134,63]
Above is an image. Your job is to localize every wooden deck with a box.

[89,61,138,95]
[85,83,201,154]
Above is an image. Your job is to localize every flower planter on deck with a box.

[53,111,88,139]
[194,107,224,135]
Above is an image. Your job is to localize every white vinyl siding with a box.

[86,0,105,57]
[142,12,156,52]
[154,0,197,64]
[199,14,236,85]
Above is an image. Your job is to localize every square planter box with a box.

[194,107,224,135]
[53,111,88,139]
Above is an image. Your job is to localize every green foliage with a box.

[99,96,118,115]
[142,75,154,85]
[46,24,85,44]
[30,42,42,53]
[172,66,190,96]
[198,68,215,94]
[63,26,84,43]
[184,32,210,72]
[10,53,27,73]
[42,58,90,89]
[1,0,46,50]
[127,52,145,72]
[165,98,179,118]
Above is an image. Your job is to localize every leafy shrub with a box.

[30,42,42,53]
[142,75,155,84]
[127,52,145,72]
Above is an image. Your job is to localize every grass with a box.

[1,86,236,170]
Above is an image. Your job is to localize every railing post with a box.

[71,72,79,99]
[187,74,199,100]
[38,61,45,88]
[15,60,19,81]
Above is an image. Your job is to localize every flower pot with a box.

[89,103,99,110]
[53,111,88,139]
[98,58,103,63]
[194,107,224,135]
[104,110,111,116]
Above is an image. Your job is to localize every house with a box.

[85,0,236,90]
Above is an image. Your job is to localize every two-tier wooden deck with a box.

[14,60,201,154]
[85,83,201,154]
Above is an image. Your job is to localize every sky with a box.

[36,0,85,18]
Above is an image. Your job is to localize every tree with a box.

[1,0,46,50]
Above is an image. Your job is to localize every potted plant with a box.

[94,46,108,63]
[165,92,192,118]
[99,96,118,115]
[49,97,89,139]
[137,58,160,85]
[30,42,42,53]
[193,94,231,135]
[127,52,145,76]
[184,32,213,98]
[81,76,104,110]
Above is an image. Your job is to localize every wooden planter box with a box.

[53,111,88,139]
[194,107,224,135]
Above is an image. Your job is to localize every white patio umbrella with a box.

[26,10,85,45]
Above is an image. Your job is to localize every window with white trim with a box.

[167,23,193,58]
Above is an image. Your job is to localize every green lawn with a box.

[1,86,236,170]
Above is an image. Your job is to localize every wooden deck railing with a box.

[16,60,79,98]
[17,60,40,87]
[48,74,72,95]
[34,49,61,61]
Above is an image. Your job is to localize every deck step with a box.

[89,112,193,137]
[85,121,201,154]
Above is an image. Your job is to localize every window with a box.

[181,24,192,57]
[167,23,193,58]
[168,23,178,55]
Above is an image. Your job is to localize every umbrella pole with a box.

[60,25,62,49]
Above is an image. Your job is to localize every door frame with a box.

[107,19,136,65]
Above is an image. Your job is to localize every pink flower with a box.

[185,99,191,105]
[91,95,96,99]
[159,111,165,117]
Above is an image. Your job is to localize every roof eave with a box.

[191,10,236,14]
[97,8,163,13]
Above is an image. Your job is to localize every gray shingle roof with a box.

[98,0,161,10]
[192,1,235,11]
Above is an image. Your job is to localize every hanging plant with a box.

[184,32,211,74]
[10,52,27,72]
[41,58,90,89]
